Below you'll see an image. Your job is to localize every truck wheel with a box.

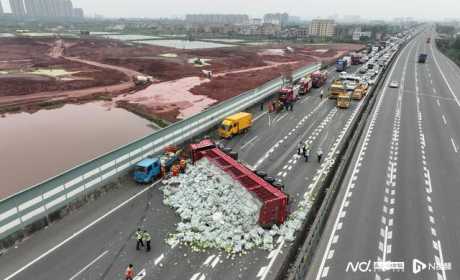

[273,182,284,190]
[229,151,238,160]
[256,170,267,179]
[265,176,275,184]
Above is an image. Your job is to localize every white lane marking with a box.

[199,274,206,280]
[240,136,259,150]
[259,238,284,280]
[210,256,220,268]
[275,113,288,123]
[383,226,389,262]
[191,273,201,280]
[68,250,108,280]
[437,99,440,106]
[254,111,268,121]
[437,240,448,280]
[257,266,267,278]
[154,254,165,266]
[431,43,460,108]
[203,255,215,266]
[442,115,447,125]
[315,38,409,280]
[321,267,329,278]
[4,181,161,280]
[133,268,146,280]
[133,268,147,280]
[268,113,271,128]
[451,137,458,153]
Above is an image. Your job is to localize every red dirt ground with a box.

[0,37,363,122]
[0,38,128,97]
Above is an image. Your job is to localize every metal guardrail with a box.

[0,63,321,240]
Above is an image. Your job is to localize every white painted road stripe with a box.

[240,136,259,150]
[133,268,146,280]
[431,43,460,108]
[442,115,447,125]
[254,111,268,121]
[451,137,458,153]
[4,181,161,280]
[154,254,165,266]
[69,250,108,280]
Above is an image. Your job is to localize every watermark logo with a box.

[345,260,404,273]
[346,260,373,273]
[412,259,427,274]
[412,258,451,274]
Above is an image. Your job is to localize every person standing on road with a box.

[305,148,310,162]
[320,92,323,99]
[297,142,303,155]
[135,228,144,250]
[302,143,309,162]
[125,264,134,280]
[143,230,152,252]
[317,149,323,163]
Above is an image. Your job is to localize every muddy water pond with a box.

[0,102,155,199]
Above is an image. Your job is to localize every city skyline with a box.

[27,0,460,20]
[1,0,83,17]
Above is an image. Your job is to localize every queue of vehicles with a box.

[131,37,403,228]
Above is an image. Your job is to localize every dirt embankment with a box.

[0,37,364,123]
[0,38,132,97]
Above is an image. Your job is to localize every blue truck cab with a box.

[133,158,161,183]
[336,59,347,72]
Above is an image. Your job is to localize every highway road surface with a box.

[307,29,460,280]
[0,62,364,280]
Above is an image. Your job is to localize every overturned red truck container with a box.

[190,140,288,227]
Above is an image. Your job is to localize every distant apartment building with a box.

[10,0,27,16]
[309,19,336,37]
[72,7,83,18]
[19,0,83,18]
[186,14,249,25]
[352,29,372,41]
[263,13,289,26]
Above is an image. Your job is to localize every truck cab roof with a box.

[136,158,159,168]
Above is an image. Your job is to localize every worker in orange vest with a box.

[179,159,187,173]
[171,165,179,176]
[125,264,134,280]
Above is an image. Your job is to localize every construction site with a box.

[0,36,363,122]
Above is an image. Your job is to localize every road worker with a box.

[179,159,187,173]
[135,228,144,250]
[142,230,152,252]
[317,149,323,163]
[125,264,134,280]
[171,165,180,176]
[304,148,310,162]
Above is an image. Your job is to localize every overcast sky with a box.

[2,0,460,20]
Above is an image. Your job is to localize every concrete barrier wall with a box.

[0,63,321,241]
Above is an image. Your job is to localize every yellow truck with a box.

[329,80,346,99]
[218,112,253,138]
[352,83,369,100]
[337,92,352,109]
